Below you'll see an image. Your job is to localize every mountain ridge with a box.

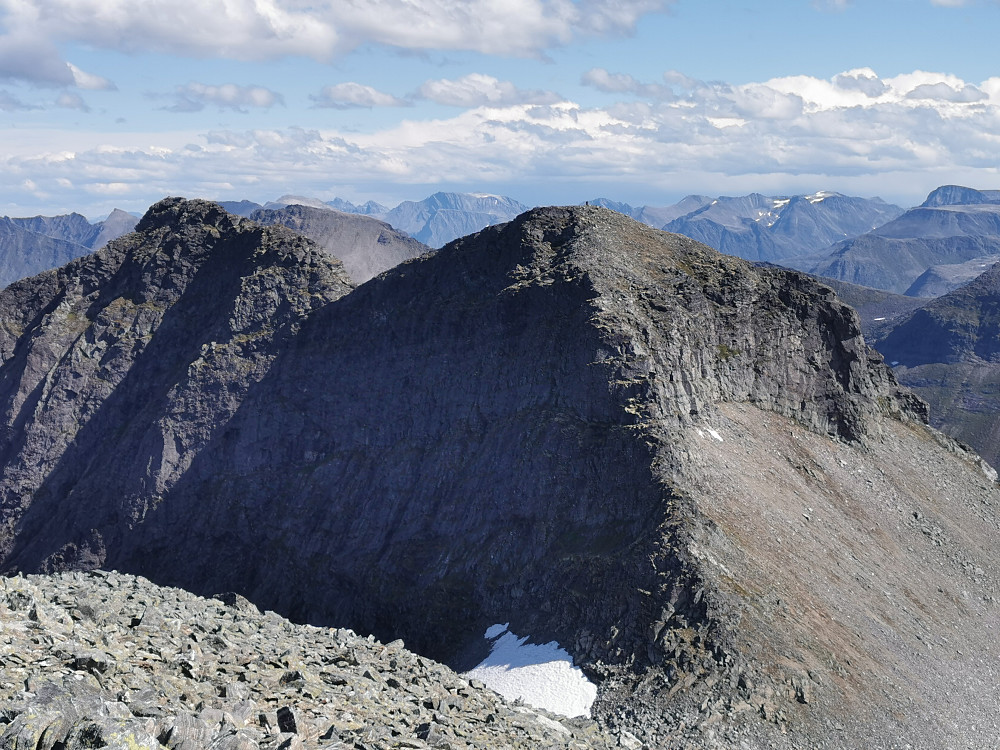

[1,199,997,747]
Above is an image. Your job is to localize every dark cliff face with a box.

[1,202,998,748]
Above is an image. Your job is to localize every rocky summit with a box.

[1,201,999,748]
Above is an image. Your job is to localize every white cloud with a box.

[311,83,409,109]
[905,82,987,102]
[56,91,89,111]
[418,74,560,107]
[164,83,285,113]
[68,63,116,91]
[582,68,673,99]
[833,68,888,97]
[0,0,674,87]
[4,67,1000,217]
[0,31,76,86]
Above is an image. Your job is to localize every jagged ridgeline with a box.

[1,199,998,748]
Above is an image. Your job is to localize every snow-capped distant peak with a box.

[470,192,501,200]
[806,190,836,204]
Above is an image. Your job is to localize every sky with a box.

[2,0,1000,219]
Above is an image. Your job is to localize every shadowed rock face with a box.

[1,201,998,749]
[0,197,353,569]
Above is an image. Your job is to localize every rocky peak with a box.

[0,203,997,748]
[920,184,1000,207]
[0,197,352,569]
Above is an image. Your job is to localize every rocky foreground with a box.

[0,571,614,750]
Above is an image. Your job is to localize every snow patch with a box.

[463,624,597,718]
[707,428,724,442]
[873,317,886,321]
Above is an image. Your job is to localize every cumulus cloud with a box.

[418,74,560,107]
[0,32,76,86]
[905,82,987,102]
[0,0,674,85]
[56,92,89,111]
[311,83,410,109]
[582,68,673,99]
[164,83,285,113]
[833,68,888,97]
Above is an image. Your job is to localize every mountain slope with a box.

[2,570,609,750]
[0,203,997,748]
[383,192,530,247]
[0,209,140,290]
[9,212,100,247]
[875,261,1000,467]
[250,203,428,283]
[0,197,352,570]
[0,218,93,289]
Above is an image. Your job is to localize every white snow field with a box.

[462,623,598,718]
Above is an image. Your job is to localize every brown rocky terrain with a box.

[0,201,998,748]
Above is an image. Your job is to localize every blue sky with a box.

[1,0,999,218]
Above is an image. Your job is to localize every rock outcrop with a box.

[1,201,998,748]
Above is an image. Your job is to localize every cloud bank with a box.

[0,0,673,88]
[4,67,1000,215]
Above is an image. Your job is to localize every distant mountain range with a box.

[870,260,1000,468]
[7,185,1000,305]
[221,192,530,248]
[0,209,137,288]
[806,186,1000,295]
[221,189,905,261]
